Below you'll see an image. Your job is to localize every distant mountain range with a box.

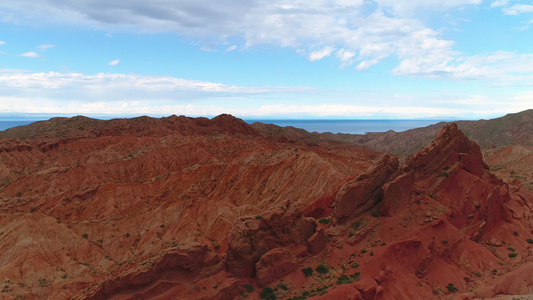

[251,109,533,155]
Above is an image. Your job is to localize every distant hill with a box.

[252,109,533,155]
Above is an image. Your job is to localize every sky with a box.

[1,0,533,120]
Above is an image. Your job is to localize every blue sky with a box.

[0,0,532,120]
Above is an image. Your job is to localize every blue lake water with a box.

[0,119,447,135]
[0,120,42,132]
[244,119,445,135]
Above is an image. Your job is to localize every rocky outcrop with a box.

[333,154,399,221]
[255,248,299,286]
[85,244,213,299]
[225,211,316,277]
[403,123,488,180]
[379,171,415,217]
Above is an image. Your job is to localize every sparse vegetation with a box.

[318,218,330,224]
[81,233,88,239]
[255,215,263,220]
[336,274,352,285]
[302,267,313,277]
[260,287,276,300]
[315,263,329,274]
[244,284,254,293]
[446,283,458,292]
[508,253,518,258]
[527,239,533,244]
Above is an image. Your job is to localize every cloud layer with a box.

[0,0,492,76]
[0,69,529,118]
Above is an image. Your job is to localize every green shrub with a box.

[260,287,276,300]
[244,284,254,293]
[472,271,482,277]
[277,283,289,291]
[527,239,533,244]
[351,221,361,230]
[255,215,263,220]
[446,283,458,292]
[336,274,352,285]
[302,267,313,277]
[315,263,329,274]
[82,233,88,239]
[508,253,518,258]
[318,218,330,224]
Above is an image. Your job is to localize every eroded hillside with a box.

[0,115,532,299]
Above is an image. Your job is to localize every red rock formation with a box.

[1,118,533,300]
[333,154,399,221]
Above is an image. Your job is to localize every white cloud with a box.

[19,51,41,58]
[37,44,55,51]
[0,69,527,119]
[226,45,238,52]
[108,59,120,66]
[503,4,533,15]
[490,0,508,8]
[0,41,5,45]
[0,0,483,74]
[355,59,379,71]
[309,46,335,61]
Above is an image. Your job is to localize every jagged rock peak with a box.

[403,122,487,179]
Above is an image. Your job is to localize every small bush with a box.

[260,287,276,300]
[513,231,519,236]
[318,218,330,224]
[302,267,313,277]
[527,239,533,244]
[508,253,518,258]
[472,271,482,277]
[351,221,361,230]
[446,283,458,292]
[336,274,352,285]
[507,247,515,252]
[255,215,263,220]
[244,284,254,293]
[442,240,448,244]
[277,283,289,291]
[82,233,88,239]
[315,263,329,274]
[438,172,449,178]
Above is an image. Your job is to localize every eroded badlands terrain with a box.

[0,114,532,299]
